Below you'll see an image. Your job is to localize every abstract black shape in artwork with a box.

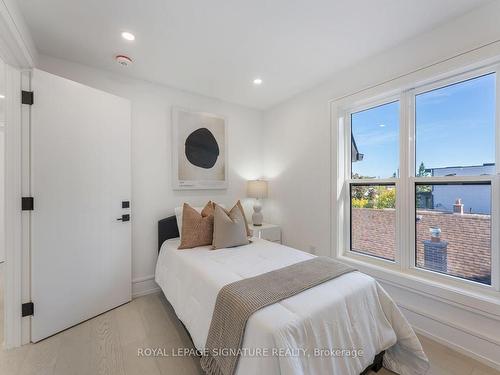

[185,127,220,169]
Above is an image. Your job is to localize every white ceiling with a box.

[18,0,490,109]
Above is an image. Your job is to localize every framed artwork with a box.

[172,107,227,190]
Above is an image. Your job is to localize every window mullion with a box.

[401,90,415,271]
[396,91,406,268]
[408,90,417,272]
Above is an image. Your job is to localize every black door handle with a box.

[117,214,130,222]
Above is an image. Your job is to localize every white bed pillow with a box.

[175,203,224,236]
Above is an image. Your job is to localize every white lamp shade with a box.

[247,180,268,199]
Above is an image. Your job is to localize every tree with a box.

[352,198,369,208]
[417,162,430,177]
[375,188,396,209]
[351,184,372,200]
[416,162,432,195]
[351,186,396,209]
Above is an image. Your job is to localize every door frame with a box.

[0,0,36,348]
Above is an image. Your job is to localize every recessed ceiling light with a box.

[253,78,263,85]
[0,94,5,99]
[121,32,135,41]
[379,124,386,127]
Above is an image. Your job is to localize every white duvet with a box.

[155,238,429,375]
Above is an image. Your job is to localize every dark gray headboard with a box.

[158,215,179,252]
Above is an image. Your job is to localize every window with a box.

[415,183,491,285]
[415,74,495,176]
[413,74,495,285]
[351,184,396,261]
[340,67,498,289]
[348,101,399,262]
[351,101,400,179]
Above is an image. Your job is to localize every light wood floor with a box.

[0,264,498,375]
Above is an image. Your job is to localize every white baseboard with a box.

[132,275,160,298]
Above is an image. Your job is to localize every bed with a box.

[155,215,429,375]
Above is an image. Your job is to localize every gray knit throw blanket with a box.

[200,256,356,375]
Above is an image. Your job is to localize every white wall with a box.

[38,54,263,296]
[262,1,500,369]
[0,128,4,263]
[0,58,4,262]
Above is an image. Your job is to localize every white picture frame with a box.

[172,107,228,190]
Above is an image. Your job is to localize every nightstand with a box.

[248,223,281,244]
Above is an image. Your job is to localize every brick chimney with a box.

[430,227,441,242]
[424,227,448,273]
[453,198,464,214]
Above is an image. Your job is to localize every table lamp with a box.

[247,180,268,226]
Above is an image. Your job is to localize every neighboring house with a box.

[424,163,494,214]
[351,134,364,162]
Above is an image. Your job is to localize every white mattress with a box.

[155,238,429,375]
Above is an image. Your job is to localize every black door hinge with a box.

[22,302,34,317]
[22,197,34,211]
[21,90,34,105]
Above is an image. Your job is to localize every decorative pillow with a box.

[212,204,250,250]
[235,200,251,237]
[175,205,201,235]
[178,202,215,249]
[175,202,225,235]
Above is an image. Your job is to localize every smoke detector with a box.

[115,55,133,67]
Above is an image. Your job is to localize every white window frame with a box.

[336,63,500,297]
[342,94,402,271]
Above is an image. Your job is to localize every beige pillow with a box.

[178,202,215,249]
[236,200,251,237]
[212,204,250,250]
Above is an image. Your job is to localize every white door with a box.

[31,69,131,342]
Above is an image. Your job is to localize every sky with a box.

[351,73,496,179]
